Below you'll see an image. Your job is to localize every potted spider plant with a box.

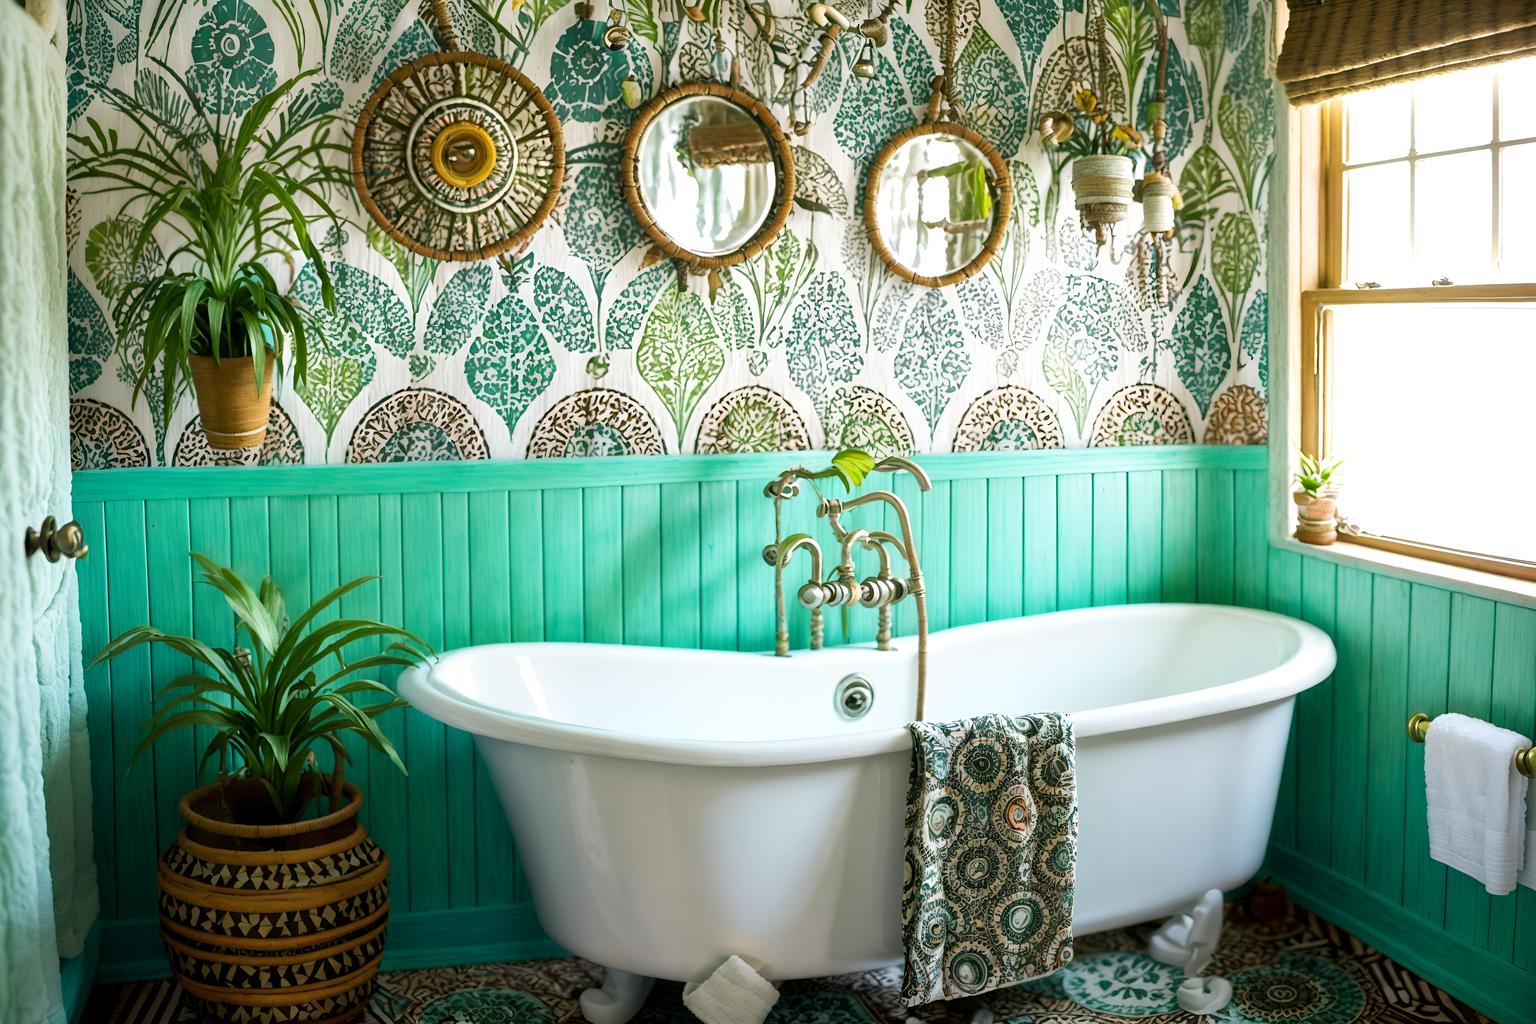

[1293,451,1343,545]
[92,554,432,1023]
[69,64,347,449]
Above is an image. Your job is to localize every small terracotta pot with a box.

[1293,489,1338,546]
[189,356,273,451]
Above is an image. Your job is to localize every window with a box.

[1301,57,1536,580]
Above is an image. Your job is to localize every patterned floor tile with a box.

[90,886,1491,1024]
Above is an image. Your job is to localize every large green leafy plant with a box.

[69,64,347,428]
[92,554,432,824]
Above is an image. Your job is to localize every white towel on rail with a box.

[1518,784,1536,890]
[1425,712,1530,895]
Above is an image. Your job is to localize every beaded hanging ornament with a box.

[352,0,565,263]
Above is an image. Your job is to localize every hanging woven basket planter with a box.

[1138,173,1177,236]
[352,1,564,263]
[157,780,388,1024]
[1070,154,1135,246]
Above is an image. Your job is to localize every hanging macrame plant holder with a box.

[1071,154,1135,246]
[352,0,565,263]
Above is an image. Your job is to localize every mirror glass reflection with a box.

[636,95,778,258]
[873,132,998,278]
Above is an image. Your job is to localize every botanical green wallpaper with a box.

[66,0,1274,467]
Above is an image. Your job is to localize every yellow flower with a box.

[1112,123,1144,147]
[1072,87,1097,114]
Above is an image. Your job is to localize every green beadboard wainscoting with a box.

[73,443,1536,1021]
[76,444,1268,981]
[1263,558,1536,1024]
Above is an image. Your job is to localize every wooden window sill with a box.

[1274,534,1536,611]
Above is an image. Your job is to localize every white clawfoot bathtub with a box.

[399,603,1334,1001]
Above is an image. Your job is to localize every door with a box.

[0,7,98,1023]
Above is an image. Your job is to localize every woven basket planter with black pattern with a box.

[157,780,388,1024]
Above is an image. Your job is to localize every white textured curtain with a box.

[0,5,99,1023]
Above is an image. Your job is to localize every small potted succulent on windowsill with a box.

[92,554,431,1023]
[1293,452,1343,545]
[69,66,347,449]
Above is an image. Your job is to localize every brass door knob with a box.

[25,516,89,562]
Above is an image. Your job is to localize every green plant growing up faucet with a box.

[762,450,934,719]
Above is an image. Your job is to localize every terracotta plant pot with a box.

[157,780,388,1023]
[1293,489,1339,546]
[189,356,273,451]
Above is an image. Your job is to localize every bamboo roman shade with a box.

[1277,0,1536,104]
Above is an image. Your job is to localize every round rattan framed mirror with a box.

[864,121,1011,287]
[620,82,795,272]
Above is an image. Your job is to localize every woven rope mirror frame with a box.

[620,81,795,273]
[353,48,565,263]
[863,121,1011,288]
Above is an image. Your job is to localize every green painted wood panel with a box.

[466,490,518,906]
[1294,557,1337,864]
[1266,549,1301,850]
[622,486,662,645]
[1363,576,1410,904]
[1195,469,1234,605]
[985,479,1022,621]
[1125,471,1161,604]
[659,483,699,649]
[75,448,1268,979]
[1265,549,1302,853]
[186,499,230,803]
[75,502,114,916]
[145,499,193,854]
[1233,470,1268,609]
[698,481,736,650]
[336,495,382,853]
[103,501,155,918]
[1330,566,1373,884]
[583,488,623,645]
[402,494,448,911]
[441,492,478,909]
[1159,470,1195,602]
[374,495,410,898]
[1091,473,1127,607]
[1055,474,1092,611]
[1402,585,1450,928]
[1022,475,1056,616]
[949,479,987,627]
[542,491,583,643]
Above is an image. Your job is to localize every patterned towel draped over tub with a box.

[901,713,1078,1006]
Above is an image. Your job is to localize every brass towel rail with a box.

[1407,712,1536,778]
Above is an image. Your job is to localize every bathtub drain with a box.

[835,674,875,721]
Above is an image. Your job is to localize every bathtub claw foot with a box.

[580,967,655,1024]
[1148,887,1224,973]
[1177,975,1233,1015]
